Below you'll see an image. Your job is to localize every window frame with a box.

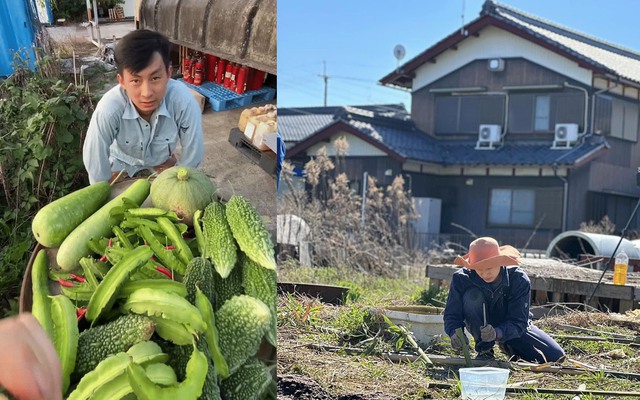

[434,94,505,134]
[507,91,584,134]
[487,188,536,228]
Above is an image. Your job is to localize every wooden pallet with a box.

[180,80,275,112]
[108,7,124,21]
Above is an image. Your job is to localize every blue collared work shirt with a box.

[83,79,204,183]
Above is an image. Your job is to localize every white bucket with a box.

[382,306,444,347]
[459,367,509,400]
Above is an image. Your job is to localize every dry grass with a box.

[277,268,640,399]
[278,139,422,277]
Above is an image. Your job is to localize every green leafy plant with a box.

[0,57,94,307]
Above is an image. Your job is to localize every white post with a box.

[361,171,368,227]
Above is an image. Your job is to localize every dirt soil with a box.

[277,294,640,399]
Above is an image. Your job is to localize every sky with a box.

[277,0,640,109]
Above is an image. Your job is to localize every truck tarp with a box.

[140,0,276,75]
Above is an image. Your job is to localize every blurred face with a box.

[476,266,501,283]
[117,51,171,120]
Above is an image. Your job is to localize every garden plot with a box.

[278,265,640,399]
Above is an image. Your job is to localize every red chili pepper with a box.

[57,278,74,287]
[76,307,87,321]
[164,245,175,250]
[108,237,113,247]
[69,273,86,283]
[156,266,173,279]
[99,253,108,262]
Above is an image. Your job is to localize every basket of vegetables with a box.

[19,167,277,400]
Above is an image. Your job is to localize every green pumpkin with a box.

[150,166,217,225]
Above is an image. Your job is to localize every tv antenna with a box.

[460,0,468,36]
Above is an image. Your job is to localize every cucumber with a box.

[31,249,54,339]
[57,179,151,271]
[32,182,111,248]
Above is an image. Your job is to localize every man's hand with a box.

[450,332,468,351]
[152,155,177,174]
[480,324,497,342]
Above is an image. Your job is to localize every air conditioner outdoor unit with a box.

[552,123,579,149]
[476,124,501,149]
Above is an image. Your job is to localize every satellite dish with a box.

[393,44,406,61]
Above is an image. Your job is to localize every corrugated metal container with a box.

[139,0,276,75]
[546,230,640,269]
[0,0,37,77]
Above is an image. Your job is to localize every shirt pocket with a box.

[115,129,143,159]
[151,126,179,161]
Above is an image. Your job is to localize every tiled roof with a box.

[278,104,409,142]
[381,0,640,87]
[488,1,640,84]
[436,135,608,166]
[344,118,440,161]
[280,104,609,167]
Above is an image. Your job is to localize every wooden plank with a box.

[530,276,633,300]
[534,289,547,305]
[426,264,636,300]
[620,299,635,312]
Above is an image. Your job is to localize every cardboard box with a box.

[263,132,277,153]
[189,88,205,113]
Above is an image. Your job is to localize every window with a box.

[488,189,535,226]
[435,95,504,134]
[534,96,550,131]
[611,98,639,141]
[508,92,583,133]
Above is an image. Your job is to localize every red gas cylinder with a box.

[216,58,227,85]
[182,56,192,83]
[189,55,197,84]
[205,54,218,82]
[223,62,234,88]
[193,58,204,86]
[248,69,266,91]
[235,65,248,94]
[230,63,239,91]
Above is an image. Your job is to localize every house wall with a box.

[412,57,588,136]
[409,172,565,249]
[305,132,387,157]
[412,25,592,91]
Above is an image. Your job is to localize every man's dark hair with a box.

[114,29,171,75]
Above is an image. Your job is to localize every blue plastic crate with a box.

[179,79,275,112]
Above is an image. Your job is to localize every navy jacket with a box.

[443,266,532,342]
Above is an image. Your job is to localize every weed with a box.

[414,285,448,307]
[277,293,323,329]
[0,57,94,306]
[278,138,424,277]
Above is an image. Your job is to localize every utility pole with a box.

[318,61,329,106]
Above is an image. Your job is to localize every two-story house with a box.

[279,0,640,250]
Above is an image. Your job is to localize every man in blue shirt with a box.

[83,29,203,184]
[444,237,565,363]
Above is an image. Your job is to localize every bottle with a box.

[613,250,629,285]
